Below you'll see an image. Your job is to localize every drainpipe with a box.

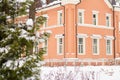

[112,5,116,60]
[60,3,66,58]
[75,0,81,58]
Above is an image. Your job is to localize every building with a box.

[35,0,120,65]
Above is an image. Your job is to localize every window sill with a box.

[93,53,99,55]
[106,53,112,55]
[78,53,86,55]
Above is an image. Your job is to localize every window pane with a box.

[93,39,97,45]
[106,40,111,54]
[44,20,47,27]
[58,38,63,54]
[93,14,96,18]
[60,13,62,24]
[59,45,62,53]
[58,12,62,25]
[78,38,84,54]
[44,40,48,54]
[79,38,83,44]
[93,14,97,25]
[93,39,98,54]
[78,12,82,24]
[106,16,110,27]
[59,38,62,44]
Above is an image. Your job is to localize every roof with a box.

[109,0,116,5]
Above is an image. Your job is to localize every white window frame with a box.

[92,38,99,55]
[104,36,114,55]
[78,9,85,24]
[91,34,101,55]
[43,14,49,28]
[43,39,48,55]
[106,39,112,55]
[92,11,99,25]
[57,10,63,26]
[106,13,111,27]
[77,34,88,55]
[78,37,85,54]
[55,34,64,55]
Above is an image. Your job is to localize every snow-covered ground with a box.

[40,66,120,80]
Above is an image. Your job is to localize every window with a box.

[43,39,48,54]
[44,19,48,27]
[106,14,111,27]
[78,9,84,24]
[92,11,98,25]
[58,10,63,25]
[77,34,88,54]
[33,41,39,53]
[43,14,48,28]
[106,39,112,54]
[104,36,113,55]
[55,34,64,54]
[93,14,97,25]
[92,38,99,54]
[57,38,64,54]
[78,38,85,54]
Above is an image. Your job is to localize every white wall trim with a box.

[36,4,61,12]
[92,10,99,14]
[55,34,64,38]
[104,0,112,9]
[114,7,120,11]
[78,9,85,12]
[62,0,80,5]
[40,25,63,30]
[78,23,114,30]
[42,14,49,18]
[91,34,102,39]
[57,10,63,13]
[77,33,88,38]
[106,13,112,16]
[104,35,114,40]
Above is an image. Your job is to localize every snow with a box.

[19,29,35,41]
[40,66,120,80]
[26,19,33,26]
[37,0,61,10]
[48,1,61,6]
[0,47,8,53]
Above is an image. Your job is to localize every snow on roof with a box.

[37,0,61,10]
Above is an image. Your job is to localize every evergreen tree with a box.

[0,0,47,80]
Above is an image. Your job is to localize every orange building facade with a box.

[34,0,120,64]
